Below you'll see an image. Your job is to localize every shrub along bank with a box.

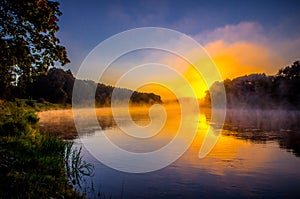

[0,100,92,198]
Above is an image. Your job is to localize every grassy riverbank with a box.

[0,100,92,198]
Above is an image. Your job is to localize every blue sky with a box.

[57,0,300,79]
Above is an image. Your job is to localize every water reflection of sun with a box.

[181,112,277,176]
[39,107,280,176]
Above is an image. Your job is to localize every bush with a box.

[0,101,38,136]
[25,99,36,107]
[0,101,93,198]
[1,134,72,198]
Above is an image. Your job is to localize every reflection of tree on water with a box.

[39,115,117,138]
[278,132,300,157]
[38,109,152,139]
[224,109,300,132]
[39,108,300,157]
[219,109,300,157]
[97,116,116,130]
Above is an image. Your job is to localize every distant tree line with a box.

[7,68,162,106]
[204,60,300,109]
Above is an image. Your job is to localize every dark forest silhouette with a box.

[26,68,162,105]
[204,60,300,109]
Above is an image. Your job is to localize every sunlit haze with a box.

[58,0,300,99]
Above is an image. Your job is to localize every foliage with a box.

[64,143,94,189]
[0,101,39,136]
[0,102,92,198]
[204,60,300,109]
[29,68,162,105]
[30,68,74,103]
[0,0,69,98]
[277,60,300,79]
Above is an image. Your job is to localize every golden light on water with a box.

[38,107,294,176]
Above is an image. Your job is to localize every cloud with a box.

[195,22,265,44]
[192,22,300,79]
[204,40,279,79]
[104,1,169,28]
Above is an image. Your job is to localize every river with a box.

[38,107,300,199]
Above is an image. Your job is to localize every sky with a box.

[56,0,300,99]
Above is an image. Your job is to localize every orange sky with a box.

[95,22,300,101]
[138,23,299,100]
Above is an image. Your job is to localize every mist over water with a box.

[223,109,300,131]
[37,105,300,198]
[209,108,300,157]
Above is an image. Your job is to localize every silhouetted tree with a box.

[31,68,74,103]
[204,60,300,109]
[30,68,162,105]
[277,61,300,80]
[0,0,69,98]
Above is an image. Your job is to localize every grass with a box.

[0,100,93,198]
[16,98,72,112]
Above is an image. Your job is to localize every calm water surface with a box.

[39,108,300,199]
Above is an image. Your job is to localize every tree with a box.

[277,61,300,80]
[203,60,300,109]
[31,68,74,103]
[0,0,69,98]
